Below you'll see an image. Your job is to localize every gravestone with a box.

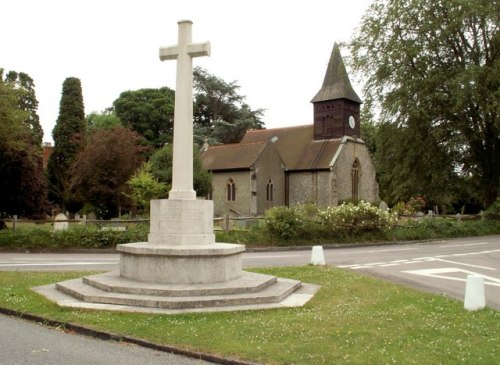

[379,201,389,212]
[53,213,68,231]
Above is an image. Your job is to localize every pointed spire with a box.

[311,43,362,104]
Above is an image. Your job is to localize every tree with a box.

[86,109,122,132]
[349,0,499,206]
[193,67,264,144]
[4,71,43,146]
[126,162,168,214]
[0,69,47,218]
[373,122,460,208]
[113,87,175,149]
[70,127,148,219]
[46,77,86,212]
[149,144,212,197]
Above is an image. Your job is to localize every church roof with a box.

[201,141,267,171]
[240,125,342,171]
[310,43,362,104]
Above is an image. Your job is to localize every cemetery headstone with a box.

[54,213,69,231]
[379,201,389,212]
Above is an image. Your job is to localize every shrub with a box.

[263,201,395,240]
[320,201,395,235]
[483,198,500,221]
[263,206,309,240]
[0,223,149,250]
[407,196,426,213]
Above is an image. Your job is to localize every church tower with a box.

[311,43,362,140]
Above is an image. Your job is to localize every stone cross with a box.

[159,20,210,200]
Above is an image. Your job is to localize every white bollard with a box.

[311,245,325,266]
[464,275,485,311]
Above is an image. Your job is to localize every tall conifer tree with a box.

[47,77,86,212]
[0,69,48,218]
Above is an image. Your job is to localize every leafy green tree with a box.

[86,109,122,131]
[113,87,175,149]
[193,67,264,144]
[373,122,459,208]
[70,127,148,219]
[349,0,499,206]
[46,77,86,212]
[4,70,43,146]
[0,69,47,218]
[126,162,168,213]
[149,144,212,197]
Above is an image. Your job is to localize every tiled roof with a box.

[240,125,342,170]
[201,142,267,171]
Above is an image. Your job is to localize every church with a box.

[201,43,379,217]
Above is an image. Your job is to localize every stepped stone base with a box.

[34,271,319,314]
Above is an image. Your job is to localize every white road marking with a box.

[355,248,417,253]
[0,262,117,267]
[441,242,488,248]
[244,254,301,259]
[403,268,500,287]
[433,258,496,271]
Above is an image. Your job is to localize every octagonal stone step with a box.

[82,271,278,297]
[55,274,301,310]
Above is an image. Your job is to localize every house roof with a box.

[240,125,342,170]
[310,43,362,104]
[201,141,267,171]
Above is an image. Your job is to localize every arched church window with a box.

[351,159,360,202]
[266,179,273,202]
[227,178,236,201]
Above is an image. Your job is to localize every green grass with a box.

[0,267,498,364]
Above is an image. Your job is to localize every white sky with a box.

[1,0,373,143]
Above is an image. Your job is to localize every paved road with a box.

[0,314,213,365]
[1,235,499,309]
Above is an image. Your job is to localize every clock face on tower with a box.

[349,115,356,129]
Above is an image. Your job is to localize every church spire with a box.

[311,43,362,140]
[311,43,362,104]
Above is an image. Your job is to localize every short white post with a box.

[464,275,485,311]
[311,245,325,266]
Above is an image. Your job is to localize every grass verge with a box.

[0,267,498,364]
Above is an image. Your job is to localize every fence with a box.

[1,212,484,233]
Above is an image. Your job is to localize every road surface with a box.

[0,314,213,365]
[1,235,499,309]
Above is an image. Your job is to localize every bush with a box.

[320,201,396,235]
[263,202,395,241]
[263,206,311,240]
[0,223,149,250]
[483,198,500,221]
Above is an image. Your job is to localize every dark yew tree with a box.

[0,69,47,218]
[46,77,86,212]
[70,127,148,219]
[193,67,264,144]
[113,87,175,149]
[349,0,499,207]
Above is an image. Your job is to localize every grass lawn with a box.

[0,266,498,364]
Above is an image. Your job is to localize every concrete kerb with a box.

[0,238,451,254]
[0,306,261,365]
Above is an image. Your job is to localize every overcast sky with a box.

[2,0,373,143]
